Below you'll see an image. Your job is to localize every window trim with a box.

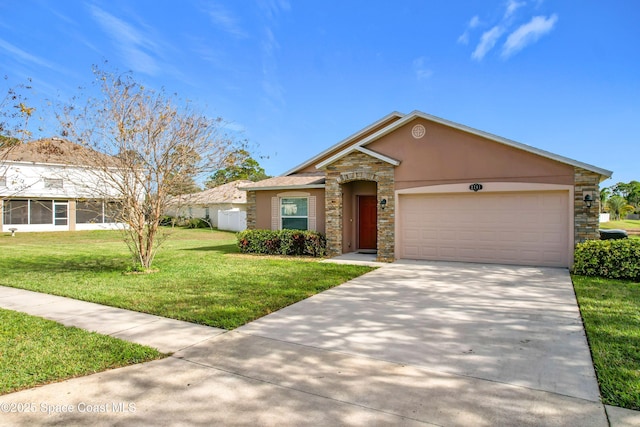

[271,192,316,232]
[280,197,309,231]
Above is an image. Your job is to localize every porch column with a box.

[325,169,342,257]
[376,170,395,262]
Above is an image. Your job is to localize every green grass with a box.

[0,308,163,395]
[600,219,640,230]
[0,228,373,329]
[572,275,640,409]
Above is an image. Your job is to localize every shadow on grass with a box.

[181,243,240,254]
[0,255,129,275]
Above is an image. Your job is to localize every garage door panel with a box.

[399,192,569,267]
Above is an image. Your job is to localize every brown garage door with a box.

[398,191,569,267]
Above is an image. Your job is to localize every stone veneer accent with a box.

[245,190,256,229]
[323,151,396,262]
[574,167,601,243]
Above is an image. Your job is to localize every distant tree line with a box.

[600,180,640,220]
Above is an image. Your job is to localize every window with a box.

[3,200,28,224]
[30,200,53,224]
[54,202,68,226]
[281,197,308,230]
[44,178,63,189]
[76,200,104,224]
[104,201,123,223]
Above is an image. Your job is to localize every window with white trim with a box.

[281,197,308,230]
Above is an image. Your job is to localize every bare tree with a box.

[1,77,38,209]
[59,68,237,270]
[0,76,35,148]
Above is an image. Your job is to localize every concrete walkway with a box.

[0,261,638,426]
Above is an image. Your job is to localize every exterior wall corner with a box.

[245,190,256,230]
[573,167,601,244]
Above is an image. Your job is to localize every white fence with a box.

[599,213,610,223]
[218,209,246,232]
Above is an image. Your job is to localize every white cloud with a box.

[412,57,433,81]
[203,4,248,38]
[504,0,526,19]
[89,5,162,75]
[502,14,558,58]
[457,15,481,45]
[258,0,291,23]
[0,38,56,69]
[472,26,505,60]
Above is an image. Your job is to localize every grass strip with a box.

[572,275,640,410]
[0,308,164,395]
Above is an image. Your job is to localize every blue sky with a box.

[0,1,638,186]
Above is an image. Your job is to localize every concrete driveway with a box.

[1,261,610,426]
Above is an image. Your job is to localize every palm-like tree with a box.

[606,195,634,220]
[600,187,611,213]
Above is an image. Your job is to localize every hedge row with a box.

[573,239,640,280]
[159,216,211,229]
[237,229,326,257]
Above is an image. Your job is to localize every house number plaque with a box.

[469,183,483,192]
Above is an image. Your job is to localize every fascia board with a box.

[281,111,404,176]
[239,184,325,191]
[315,145,400,170]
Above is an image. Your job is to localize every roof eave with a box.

[315,146,400,169]
[240,184,326,191]
[281,111,404,176]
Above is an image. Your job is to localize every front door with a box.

[358,196,377,250]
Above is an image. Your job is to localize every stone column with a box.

[574,167,601,243]
[325,167,343,258]
[376,168,395,262]
[245,190,256,230]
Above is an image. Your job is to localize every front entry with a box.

[358,195,377,250]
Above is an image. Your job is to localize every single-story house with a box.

[165,180,251,229]
[1,138,126,232]
[241,110,612,267]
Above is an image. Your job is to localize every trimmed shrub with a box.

[237,229,326,257]
[159,215,175,226]
[185,218,211,229]
[573,239,640,280]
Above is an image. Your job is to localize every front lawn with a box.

[572,275,640,410]
[0,228,373,329]
[1,308,163,395]
[600,219,640,230]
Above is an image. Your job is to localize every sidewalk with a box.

[0,285,225,353]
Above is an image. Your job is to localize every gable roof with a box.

[288,110,613,179]
[169,180,252,206]
[316,146,400,169]
[282,111,404,176]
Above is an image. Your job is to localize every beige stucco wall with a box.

[367,118,575,189]
[253,188,326,233]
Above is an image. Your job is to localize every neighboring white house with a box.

[0,138,126,233]
[165,180,250,230]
